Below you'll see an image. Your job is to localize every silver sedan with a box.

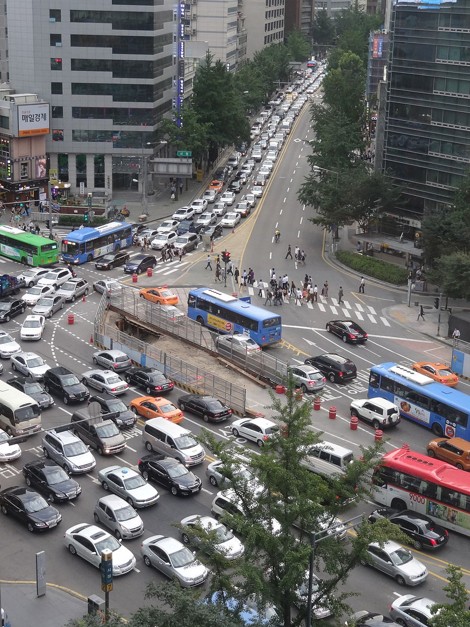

[141,535,209,587]
[32,294,65,318]
[98,465,160,508]
[81,369,129,395]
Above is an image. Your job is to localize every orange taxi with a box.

[129,396,184,423]
[209,180,224,193]
[139,286,179,306]
[412,361,459,387]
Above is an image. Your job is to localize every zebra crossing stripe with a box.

[368,306,376,314]
[330,306,338,315]
[355,311,364,320]
[342,301,351,309]
[356,303,364,312]
[367,314,376,323]
[341,308,350,317]
[380,317,390,327]
[317,303,326,312]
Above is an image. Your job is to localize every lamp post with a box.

[312,165,339,182]
[306,514,364,627]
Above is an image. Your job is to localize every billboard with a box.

[17,103,50,137]
[372,35,384,59]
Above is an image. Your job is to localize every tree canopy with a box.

[430,565,470,627]
[285,29,311,62]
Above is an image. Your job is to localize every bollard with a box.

[350,415,359,431]
[375,429,383,442]
[328,406,337,420]
[132,273,138,283]
[275,385,285,394]
[68,313,74,325]
[147,266,152,278]
[82,294,86,303]
[313,397,321,411]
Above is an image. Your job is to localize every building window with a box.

[58,154,69,182]
[51,82,63,94]
[20,162,29,180]
[52,106,63,118]
[52,129,64,141]
[0,115,9,130]
[94,154,105,188]
[51,58,62,71]
[76,154,86,188]
[50,34,62,47]
[49,9,61,22]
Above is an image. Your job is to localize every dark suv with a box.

[88,393,137,429]
[70,410,126,455]
[43,366,90,404]
[304,353,357,384]
[123,254,157,274]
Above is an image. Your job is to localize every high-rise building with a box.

[244,0,285,60]
[0,0,8,83]
[378,0,470,236]
[285,0,314,39]
[6,0,175,197]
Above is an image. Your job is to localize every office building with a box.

[244,0,285,60]
[285,0,314,39]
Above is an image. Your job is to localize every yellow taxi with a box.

[412,361,459,387]
[139,286,179,306]
[129,396,184,423]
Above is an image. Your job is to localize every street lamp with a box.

[306,514,364,626]
[313,165,339,182]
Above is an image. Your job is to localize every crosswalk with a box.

[128,249,197,276]
[245,283,391,327]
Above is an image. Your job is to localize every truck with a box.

[0,274,25,297]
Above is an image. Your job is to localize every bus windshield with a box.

[15,404,40,423]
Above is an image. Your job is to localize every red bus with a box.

[372,445,470,536]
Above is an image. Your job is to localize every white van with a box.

[143,417,205,466]
[0,381,41,437]
[302,441,354,479]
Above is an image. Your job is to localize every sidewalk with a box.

[386,302,453,346]
[0,582,88,627]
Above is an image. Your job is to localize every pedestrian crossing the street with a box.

[246,282,391,327]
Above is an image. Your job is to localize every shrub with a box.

[58,215,108,227]
[335,250,408,285]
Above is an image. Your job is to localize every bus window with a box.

[369,372,379,388]
[381,376,394,393]
[188,294,196,308]
[420,481,437,500]
[405,391,429,409]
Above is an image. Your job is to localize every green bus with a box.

[0,225,59,266]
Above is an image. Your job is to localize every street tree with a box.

[285,29,310,62]
[430,565,470,627]
[312,9,336,46]
[427,252,470,300]
[322,51,366,126]
[159,106,212,166]
[334,8,381,64]
[253,44,291,97]
[197,378,404,627]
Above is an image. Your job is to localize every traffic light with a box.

[84,211,89,223]
[434,297,439,309]
[222,251,231,264]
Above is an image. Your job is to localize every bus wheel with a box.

[431,423,443,437]
[391,498,407,511]
[87,254,93,263]
[196,316,204,326]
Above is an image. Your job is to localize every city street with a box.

[0,84,469,622]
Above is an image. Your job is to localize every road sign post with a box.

[176,150,192,157]
[100,549,113,623]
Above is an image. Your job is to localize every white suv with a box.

[350,398,400,430]
[38,268,72,290]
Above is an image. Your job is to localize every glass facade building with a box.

[381,0,470,228]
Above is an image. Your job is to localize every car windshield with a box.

[438,368,452,376]
[63,441,88,457]
[390,548,413,565]
[214,525,234,542]
[26,357,44,368]
[106,399,127,412]
[61,375,80,386]
[115,355,128,363]
[95,535,121,554]
[123,474,146,490]
[36,298,53,306]
[0,430,9,443]
[169,547,195,568]
[45,467,69,485]
[101,255,114,261]
[27,287,42,295]
[24,494,49,513]
[175,435,197,450]
[96,423,119,438]
[24,383,43,394]
[0,334,13,344]
[115,505,136,522]
[159,403,176,413]
[167,465,189,479]
[0,303,12,311]
[23,320,41,328]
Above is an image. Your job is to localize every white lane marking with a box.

[280,209,283,215]
[59,407,73,415]
[342,308,350,317]
[330,306,338,315]
[126,445,137,452]
[356,303,364,312]
[300,217,303,225]
[380,317,391,327]
[86,474,100,485]
[368,306,377,314]
[317,303,325,312]
[355,311,364,320]
[367,314,377,323]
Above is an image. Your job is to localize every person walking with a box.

[274,288,283,306]
[285,245,293,260]
[359,276,365,293]
[322,281,329,298]
[452,328,461,346]
[265,289,273,306]
[227,261,234,275]
[258,279,265,297]
[234,267,240,284]
[313,284,318,302]
[215,265,221,282]
[295,288,303,306]
[307,284,314,304]
[270,267,276,280]
[417,304,425,321]
[338,286,344,305]
[205,254,213,270]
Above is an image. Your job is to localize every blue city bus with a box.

[61,221,133,264]
[369,362,470,439]
[187,288,282,347]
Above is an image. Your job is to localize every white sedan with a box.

[20,315,46,341]
[221,212,241,228]
[220,191,236,206]
[251,186,264,198]
[196,212,216,227]
[64,523,136,576]
[150,231,177,250]
[22,284,55,306]
[0,331,21,358]
[231,418,279,447]
[157,219,179,235]
[190,199,208,214]
[0,428,21,462]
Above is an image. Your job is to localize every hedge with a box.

[335,250,408,285]
[57,215,108,227]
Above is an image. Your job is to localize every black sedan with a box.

[368,508,448,550]
[326,320,368,344]
[95,251,130,270]
[138,454,202,496]
[7,377,54,409]
[0,486,62,532]
[22,460,81,503]
[125,366,174,395]
[177,394,232,423]
[0,299,26,322]
[200,224,223,241]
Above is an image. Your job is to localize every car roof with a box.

[76,524,109,541]
[370,540,403,551]
[310,440,354,456]
[396,595,435,615]
[97,349,128,357]
[106,465,138,479]
[49,429,80,444]
[153,535,183,552]
[290,364,321,374]
[17,351,43,360]
[242,417,276,428]
[314,353,352,364]
[98,494,129,509]
[363,397,397,409]
[24,315,44,322]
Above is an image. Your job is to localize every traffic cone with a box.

[90,335,94,344]
[82,294,86,302]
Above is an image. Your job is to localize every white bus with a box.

[0,381,41,437]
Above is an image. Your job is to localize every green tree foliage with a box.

[430,565,470,627]
[285,29,311,62]
[427,252,470,299]
[322,52,366,124]
[312,9,336,46]
[253,44,291,96]
[159,106,212,165]
[334,8,382,64]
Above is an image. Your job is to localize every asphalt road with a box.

[0,81,469,621]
